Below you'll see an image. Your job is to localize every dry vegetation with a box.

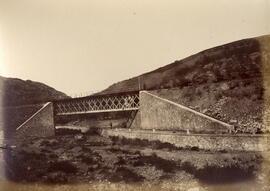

[96,36,269,134]
[2,133,266,189]
[153,78,265,134]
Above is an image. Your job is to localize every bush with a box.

[48,161,78,174]
[179,160,258,184]
[133,155,178,173]
[191,146,200,151]
[56,128,81,135]
[80,155,95,165]
[45,172,68,184]
[109,167,144,183]
[115,156,127,165]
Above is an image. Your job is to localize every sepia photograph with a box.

[0,0,270,191]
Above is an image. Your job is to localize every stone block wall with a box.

[15,102,55,139]
[1,104,43,138]
[102,128,270,151]
[138,91,233,133]
[129,110,141,129]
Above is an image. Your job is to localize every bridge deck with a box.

[56,108,139,115]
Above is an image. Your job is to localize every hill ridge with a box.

[0,76,69,106]
[99,35,267,95]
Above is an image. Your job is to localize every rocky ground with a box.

[0,133,269,191]
[153,78,267,134]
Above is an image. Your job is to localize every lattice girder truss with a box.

[54,93,140,115]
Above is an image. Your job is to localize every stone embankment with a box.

[101,128,270,152]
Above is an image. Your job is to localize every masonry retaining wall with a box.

[0,104,43,138]
[138,91,233,133]
[101,128,270,151]
[15,102,55,139]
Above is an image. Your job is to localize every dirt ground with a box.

[1,133,269,191]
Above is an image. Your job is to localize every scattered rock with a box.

[75,134,84,140]
[202,109,208,113]
[71,146,82,153]
[229,119,237,124]
[220,82,230,90]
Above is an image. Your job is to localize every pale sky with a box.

[0,0,269,96]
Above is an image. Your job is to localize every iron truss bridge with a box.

[53,91,140,115]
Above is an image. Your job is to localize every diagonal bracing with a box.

[54,92,140,115]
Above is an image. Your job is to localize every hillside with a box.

[0,76,69,137]
[98,35,270,133]
[0,76,69,106]
[99,36,265,94]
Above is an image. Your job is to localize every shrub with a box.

[191,146,200,151]
[132,155,177,173]
[48,161,78,174]
[109,167,144,183]
[179,160,258,184]
[80,155,95,165]
[45,172,68,184]
[115,156,127,166]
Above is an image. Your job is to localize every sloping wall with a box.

[15,102,55,139]
[139,91,233,133]
[1,104,43,138]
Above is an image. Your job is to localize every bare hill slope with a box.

[0,76,69,137]
[98,35,270,133]
[0,76,69,106]
[99,36,266,94]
